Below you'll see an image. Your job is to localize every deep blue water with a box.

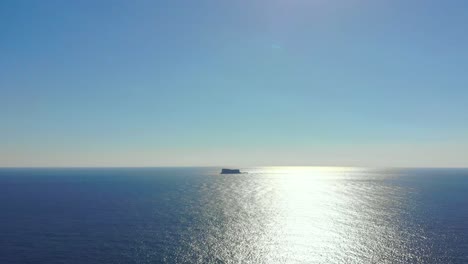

[1,167,468,263]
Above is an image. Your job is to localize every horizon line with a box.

[1,165,467,169]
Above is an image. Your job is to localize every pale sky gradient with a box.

[2,0,468,167]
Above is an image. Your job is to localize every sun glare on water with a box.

[209,166,410,263]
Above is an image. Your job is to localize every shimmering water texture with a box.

[1,167,467,263]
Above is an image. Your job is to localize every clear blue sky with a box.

[1,0,468,167]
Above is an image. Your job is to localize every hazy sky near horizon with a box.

[2,0,468,167]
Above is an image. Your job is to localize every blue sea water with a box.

[1,167,468,263]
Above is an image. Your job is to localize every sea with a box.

[1,167,467,263]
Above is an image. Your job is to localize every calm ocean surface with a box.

[1,167,467,263]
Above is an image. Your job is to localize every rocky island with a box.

[220,168,242,174]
